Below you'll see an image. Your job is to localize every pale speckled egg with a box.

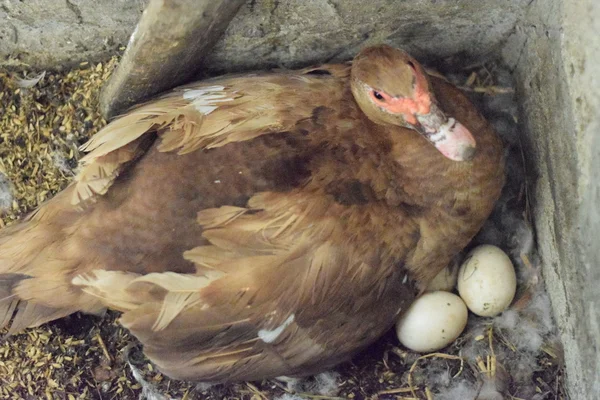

[457,244,517,317]
[395,291,468,353]
[426,264,459,292]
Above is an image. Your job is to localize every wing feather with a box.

[72,187,415,381]
[72,71,343,205]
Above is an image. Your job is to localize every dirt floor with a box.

[0,56,566,400]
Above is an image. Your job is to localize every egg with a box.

[395,291,468,353]
[426,263,459,292]
[457,244,517,317]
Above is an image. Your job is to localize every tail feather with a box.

[0,273,76,335]
[6,302,76,336]
[0,273,24,329]
[0,187,93,334]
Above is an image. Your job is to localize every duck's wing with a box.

[72,68,349,206]
[72,188,417,382]
[0,66,357,332]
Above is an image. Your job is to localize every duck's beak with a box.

[415,104,477,162]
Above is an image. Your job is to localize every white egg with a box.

[396,291,468,353]
[426,264,459,292]
[457,244,517,317]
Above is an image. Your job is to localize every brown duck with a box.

[0,45,504,382]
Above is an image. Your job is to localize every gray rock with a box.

[502,0,600,398]
[1,0,524,71]
[0,0,146,69]
[203,0,526,72]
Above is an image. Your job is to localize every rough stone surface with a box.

[204,0,526,72]
[502,0,600,398]
[0,0,146,69]
[1,0,525,71]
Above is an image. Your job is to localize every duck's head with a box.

[351,45,476,162]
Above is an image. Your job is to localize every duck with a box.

[0,45,504,382]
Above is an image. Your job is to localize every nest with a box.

[0,56,566,400]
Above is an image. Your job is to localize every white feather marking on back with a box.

[182,86,235,115]
[182,86,226,98]
[196,105,218,115]
[258,313,295,343]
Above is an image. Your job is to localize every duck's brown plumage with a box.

[0,46,504,382]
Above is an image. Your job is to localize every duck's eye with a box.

[372,91,385,101]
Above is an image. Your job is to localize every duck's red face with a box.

[369,88,431,125]
[351,45,477,162]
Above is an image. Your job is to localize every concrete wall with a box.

[502,0,600,398]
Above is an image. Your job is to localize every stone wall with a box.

[201,0,526,72]
[0,0,146,69]
[1,0,525,70]
[502,0,600,398]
